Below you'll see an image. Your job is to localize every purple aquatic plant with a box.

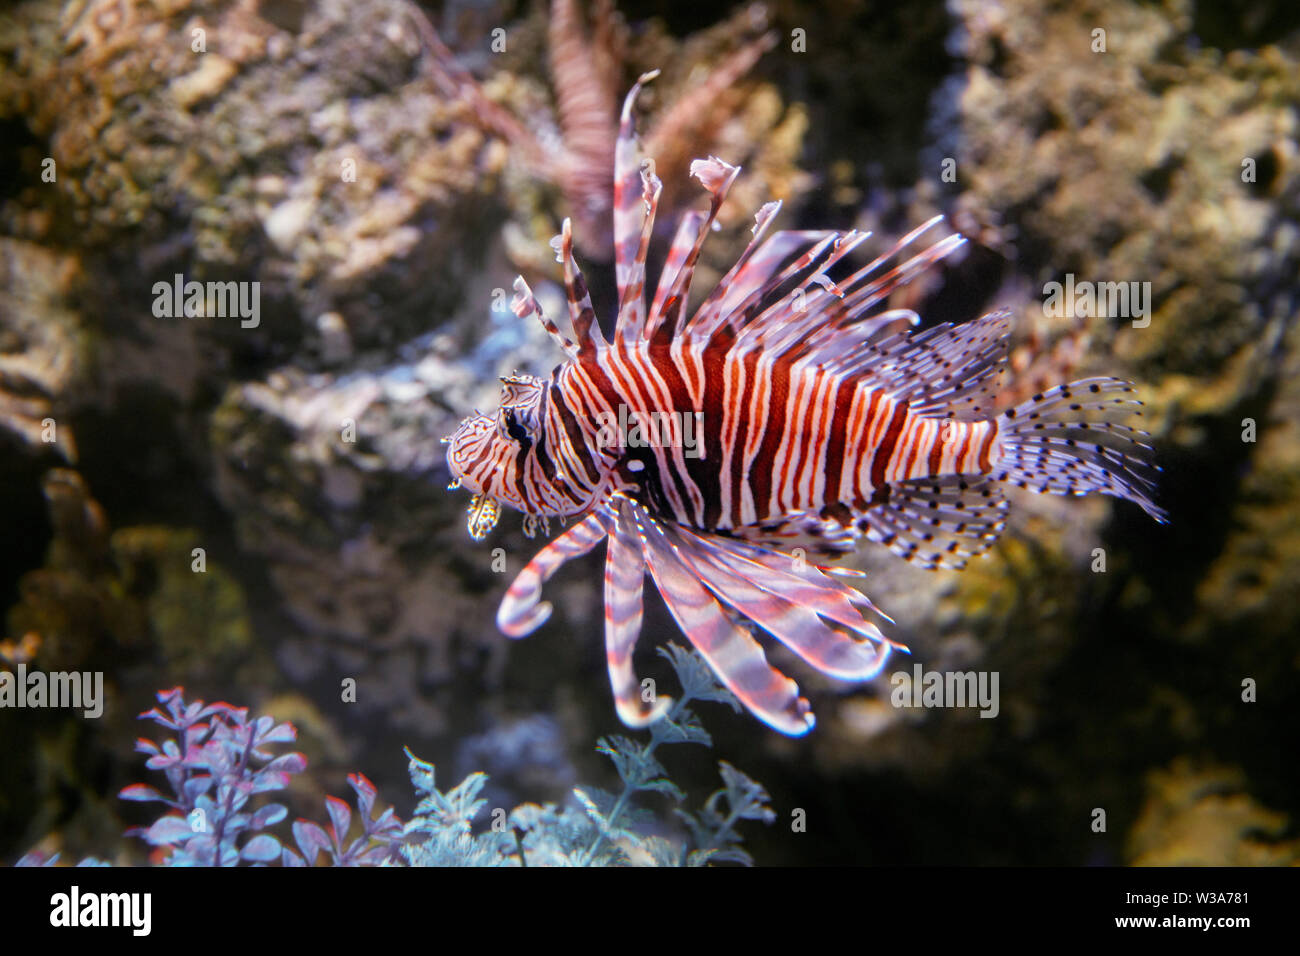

[282,774,403,867]
[120,687,401,866]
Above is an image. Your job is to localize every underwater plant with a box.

[401,643,774,866]
[18,687,403,867]
[17,645,772,867]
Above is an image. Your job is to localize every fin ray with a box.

[557,219,607,351]
[498,512,608,636]
[667,529,892,680]
[604,500,670,726]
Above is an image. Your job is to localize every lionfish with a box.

[445,74,1166,736]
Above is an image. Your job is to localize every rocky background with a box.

[1,0,1297,865]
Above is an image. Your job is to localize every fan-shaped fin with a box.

[668,530,891,681]
[632,506,816,735]
[994,378,1167,522]
[675,525,899,635]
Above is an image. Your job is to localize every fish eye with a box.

[502,409,530,444]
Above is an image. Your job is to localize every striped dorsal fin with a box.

[511,276,577,360]
[648,207,707,333]
[689,217,966,361]
[826,309,1014,422]
[733,221,965,357]
[614,163,661,342]
[612,71,660,342]
[645,156,740,343]
[708,231,840,345]
[681,199,784,339]
[554,218,607,352]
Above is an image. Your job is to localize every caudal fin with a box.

[993,377,1167,523]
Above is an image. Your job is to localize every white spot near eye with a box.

[628,460,645,472]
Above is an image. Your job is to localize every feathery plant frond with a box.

[399,643,774,866]
[578,643,739,865]
[16,647,773,867]
[400,752,517,866]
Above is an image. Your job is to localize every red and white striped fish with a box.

[445,73,1166,736]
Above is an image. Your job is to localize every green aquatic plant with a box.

[402,642,774,867]
[16,645,772,867]
[575,642,776,867]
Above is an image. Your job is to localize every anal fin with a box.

[857,475,1009,570]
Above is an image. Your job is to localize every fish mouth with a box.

[443,412,495,494]
[443,417,501,538]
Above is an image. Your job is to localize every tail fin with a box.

[993,377,1167,523]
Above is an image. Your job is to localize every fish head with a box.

[444,374,565,538]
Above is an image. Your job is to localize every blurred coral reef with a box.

[1,0,1297,864]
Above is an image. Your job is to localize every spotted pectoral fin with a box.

[498,512,610,637]
[467,494,501,541]
[632,504,815,736]
[859,475,1009,570]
